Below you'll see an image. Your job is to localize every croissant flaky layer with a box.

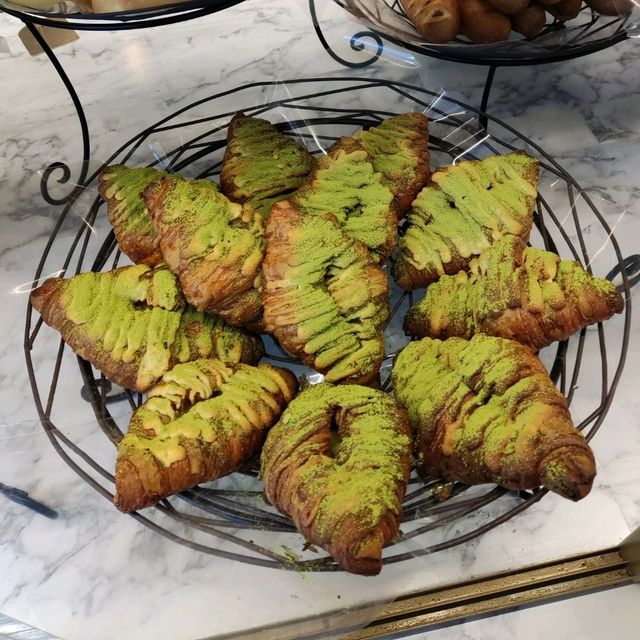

[262,201,389,385]
[393,151,539,289]
[261,383,412,575]
[143,174,265,329]
[98,165,168,266]
[115,359,298,512]
[392,335,596,501]
[220,112,315,218]
[30,265,263,392]
[404,236,624,350]
[291,137,397,258]
[353,112,430,216]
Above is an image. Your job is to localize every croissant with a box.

[261,383,412,575]
[98,165,169,266]
[220,112,316,218]
[291,137,397,258]
[404,236,624,350]
[143,175,265,329]
[353,112,430,216]
[30,265,263,392]
[392,335,596,501]
[262,201,388,385]
[393,152,539,289]
[115,359,298,512]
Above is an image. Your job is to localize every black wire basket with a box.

[0,0,245,30]
[24,77,633,572]
[327,0,636,66]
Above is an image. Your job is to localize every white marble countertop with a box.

[0,1,639,638]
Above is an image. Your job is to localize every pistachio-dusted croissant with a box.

[261,383,412,575]
[115,359,297,512]
[291,137,397,259]
[220,112,316,218]
[393,152,539,289]
[404,236,624,350]
[392,335,596,501]
[262,201,389,386]
[30,265,263,392]
[353,112,430,216]
[99,165,170,266]
[143,175,265,329]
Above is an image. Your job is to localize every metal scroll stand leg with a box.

[479,64,498,132]
[22,21,90,205]
[309,0,384,68]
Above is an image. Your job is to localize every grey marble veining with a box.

[0,1,639,638]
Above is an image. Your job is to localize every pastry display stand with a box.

[310,0,634,129]
[0,0,246,206]
[24,77,639,602]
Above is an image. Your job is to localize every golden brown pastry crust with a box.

[262,201,389,385]
[393,152,539,290]
[392,335,597,501]
[30,265,263,392]
[400,0,461,46]
[220,112,315,218]
[353,112,431,216]
[143,175,265,330]
[261,383,412,575]
[98,165,166,267]
[291,137,397,259]
[404,236,624,350]
[115,359,298,512]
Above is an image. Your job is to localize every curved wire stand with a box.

[308,0,383,68]
[2,0,246,205]
[312,1,634,128]
[24,78,634,572]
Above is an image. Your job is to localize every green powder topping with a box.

[261,383,412,566]
[353,112,430,210]
[391,335,591,495]
[404,235,624,350]
[291,137,397,258]
[263,203,388,385]
[145,174,265,325]
[393,151,539,289]
[122,359,295,467]
[99,165,172,265]
[55,264,262,391]
[221,113,315,217]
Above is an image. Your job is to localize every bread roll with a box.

[486,0,530,15]
[586,0,634,15]
[460,0,512,43]
[546,0,582,20]
[400,0,461,44]
[511,3,547,37]
[536,0,562,5]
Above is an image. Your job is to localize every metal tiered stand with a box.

[24,78,637,580]
[310,0,635,128]
[0,0,246,206]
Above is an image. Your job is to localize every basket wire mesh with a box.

[23,78,633,572]
[326,0,634,65]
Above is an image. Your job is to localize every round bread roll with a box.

[511,3,547,37]
[400,0,461,44]
[486,0,530,15]
[546,0,582,20]
[586,0,633,15]
[460,0,512,43]
[536,0,562,5]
